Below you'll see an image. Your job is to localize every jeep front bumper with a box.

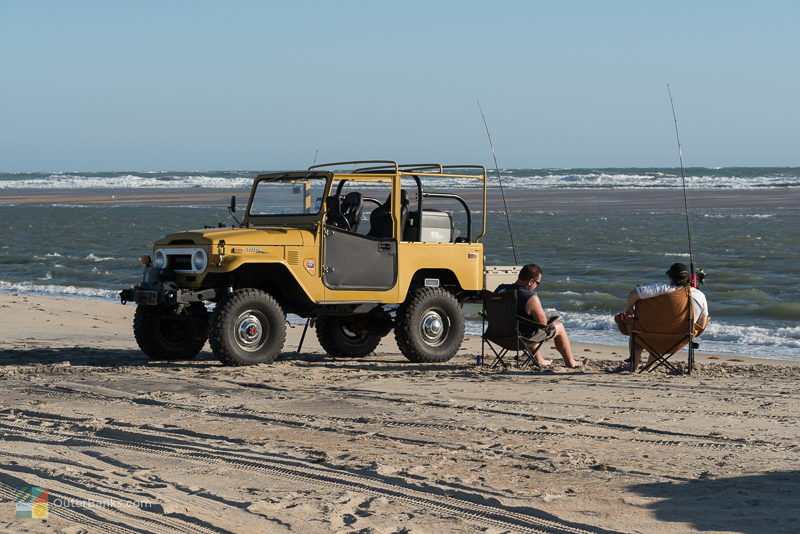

[120,286,219,306]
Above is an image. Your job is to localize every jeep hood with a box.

[157,227,308,247]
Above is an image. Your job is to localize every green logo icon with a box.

[15,487,48,519]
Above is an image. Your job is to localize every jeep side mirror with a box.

[229,195,236,213]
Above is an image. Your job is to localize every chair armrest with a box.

[516,315,548,330]
[693,318,710,337]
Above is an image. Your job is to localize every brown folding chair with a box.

[617,286,707,374]
[481,290,558,369]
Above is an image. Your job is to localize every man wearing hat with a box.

[622,262,711,367]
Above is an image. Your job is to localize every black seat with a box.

[340,192,363,232]
[367,190,408,238]
[481,290,558,369]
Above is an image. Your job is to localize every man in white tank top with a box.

[625,263,710,325]
[623,263,711,367]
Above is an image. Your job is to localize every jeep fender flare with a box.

[224,262,315,315]
[403,268,462,301]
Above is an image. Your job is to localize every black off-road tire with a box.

[394,287,465,363]
[315,315,381,358]
[133,304,208,361]
[209,289,286,366]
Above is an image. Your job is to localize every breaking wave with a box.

[1,167,797,190]
[0,281,118,300]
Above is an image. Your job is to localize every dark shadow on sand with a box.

[282,354,468,373]
[0,347,592,377]
[0,346,475,373]
[0,347,220,369]
[280,352,564,375]
[629,471,800,534]
[279,352,600,378]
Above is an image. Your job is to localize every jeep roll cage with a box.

[307,160,487,242]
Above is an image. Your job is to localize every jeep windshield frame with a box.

[245,172,331,227]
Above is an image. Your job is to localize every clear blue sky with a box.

[1,1,798,172]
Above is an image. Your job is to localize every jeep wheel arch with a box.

[405,269,463,299]
[226,263,314,316]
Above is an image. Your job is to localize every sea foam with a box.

[0,281,118,300]
[0,174,253,189]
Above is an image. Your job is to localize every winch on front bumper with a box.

[119,267,218,306]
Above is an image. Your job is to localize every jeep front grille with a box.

[167,254,192,270]
[154,247,208,274]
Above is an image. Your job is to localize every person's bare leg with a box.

[553,322,587,368]
[530,347,552,366]
[629,337,644,370]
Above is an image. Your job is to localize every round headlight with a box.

[192,249,207,272]
[153,250,167,269]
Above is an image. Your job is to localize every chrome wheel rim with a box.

[235,311,268,352]
[420,309,448,346]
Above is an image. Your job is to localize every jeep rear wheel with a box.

[209,289,286,366]
[134,304,208,361]
[316,316,381,358]
[395,287,464,363]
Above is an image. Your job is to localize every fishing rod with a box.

[667,84,704,287]
[477,101,519,265]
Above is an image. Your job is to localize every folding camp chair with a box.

[480,290,558,369]
[617,286,707,374]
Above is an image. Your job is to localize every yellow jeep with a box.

[121,160,494,366]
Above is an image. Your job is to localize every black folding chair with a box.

[480,290,558,369]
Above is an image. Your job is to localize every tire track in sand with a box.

[0,412,617,534]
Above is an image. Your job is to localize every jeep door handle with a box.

[378,243,391,251]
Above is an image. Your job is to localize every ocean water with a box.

[2,167,799,190]
[2,167,799,360]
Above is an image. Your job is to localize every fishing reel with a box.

[692,268,706,287]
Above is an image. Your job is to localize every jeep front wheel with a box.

[315,316,381,358]
[394,287,464,363]
[133,304,208,361]
[209,289,286,366]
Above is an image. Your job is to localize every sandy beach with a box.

[0,294,798,533]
